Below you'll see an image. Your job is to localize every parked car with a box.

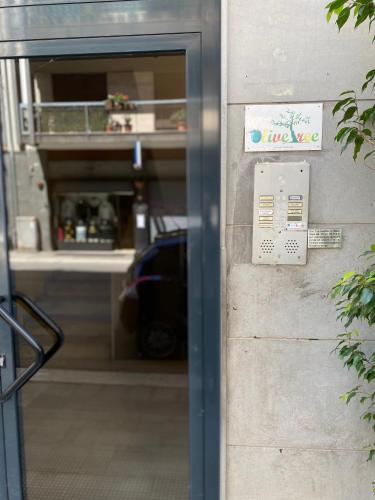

[120,229,187,359]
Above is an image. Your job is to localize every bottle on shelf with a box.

[63,219,75,242]
[99,219,115,243]
[57,225,64,242]
[87,219,99,243]
[75,220,87,243]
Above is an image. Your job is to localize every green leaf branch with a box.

[330,247,375,462]
[326,0,375,163]
[326,0,375,30]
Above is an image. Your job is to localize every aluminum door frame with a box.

[0,33,221,500]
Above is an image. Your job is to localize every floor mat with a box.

[21,381,189,500]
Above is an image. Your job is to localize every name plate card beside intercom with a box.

[308,228,343,249]
[252,162,310,265]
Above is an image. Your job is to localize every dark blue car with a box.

[121,229,187,359]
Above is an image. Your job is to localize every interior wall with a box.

[224,1,375,499]
[107,71,154,99]
[31,55,185,102]
[5,148,52,251]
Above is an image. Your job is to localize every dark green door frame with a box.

[0,130,23,500]
[0,32,221,500]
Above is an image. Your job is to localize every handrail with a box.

[20,98,187,108]
[19,98,187,135]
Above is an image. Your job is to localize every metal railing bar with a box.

[19,98,187,108]
[34,130,185,135]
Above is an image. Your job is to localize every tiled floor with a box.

[21,379,189,500]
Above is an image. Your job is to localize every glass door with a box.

[0,47,199,500]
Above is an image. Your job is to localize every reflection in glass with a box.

[4,53,189,500]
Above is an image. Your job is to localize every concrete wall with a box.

[224,1,375,499]
[5,148,52,250]
[107,71,154,100]
[31,55,185,101]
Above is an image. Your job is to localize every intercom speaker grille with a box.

[285,239,299,254]
[260,239,275,254]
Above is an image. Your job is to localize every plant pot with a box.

[114,102,124,111]
[125,103,137,112]
[105,99,113,111]
[176,121,187,131]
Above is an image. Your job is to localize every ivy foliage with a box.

[331,247,375,463]
[326,0,375,162]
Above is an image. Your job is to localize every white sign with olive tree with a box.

[245,103,323,152]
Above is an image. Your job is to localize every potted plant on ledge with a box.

[169,108,187,131]
[105,93,137,111]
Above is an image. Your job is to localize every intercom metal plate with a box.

[252,162,310,265]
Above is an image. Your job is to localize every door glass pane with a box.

[3,54,189,500]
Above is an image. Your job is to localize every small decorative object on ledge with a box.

[105,93,138,133]
[124,118,133,132]
[105,93,137,112]
[105,93,156,133]
[169,108,187,131]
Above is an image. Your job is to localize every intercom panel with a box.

[252,162,310,265]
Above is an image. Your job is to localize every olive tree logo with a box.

[272,109,311,143]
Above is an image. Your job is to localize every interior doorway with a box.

[0,43,204,500]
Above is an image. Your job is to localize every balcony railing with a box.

[20,99,187,136]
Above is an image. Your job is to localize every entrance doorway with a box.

[0,34,217,500]
[12,52,188,500]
